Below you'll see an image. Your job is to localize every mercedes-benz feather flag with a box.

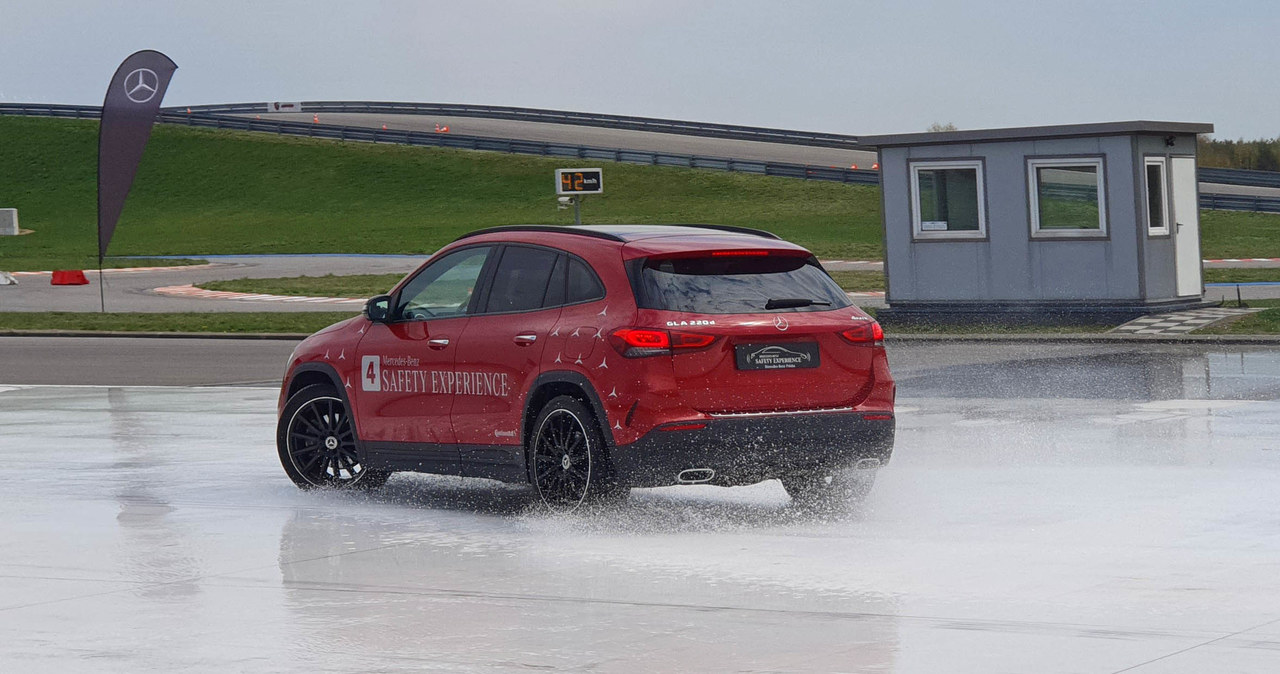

[98,50,177,260]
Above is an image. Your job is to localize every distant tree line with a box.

[1197,136,1280,171]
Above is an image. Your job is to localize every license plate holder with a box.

[735,342,820,371]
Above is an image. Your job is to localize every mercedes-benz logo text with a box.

[773,315,789,331]
[123,68,159,104]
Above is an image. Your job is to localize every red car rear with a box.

[276,225,894,510]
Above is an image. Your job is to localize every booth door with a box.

[1171,157,1203,297]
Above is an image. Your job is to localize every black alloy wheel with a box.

[529,395,619,510]
[277,384,388,490]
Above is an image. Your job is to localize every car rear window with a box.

[633,255,851,314]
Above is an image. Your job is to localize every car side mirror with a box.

[364,294,391,323]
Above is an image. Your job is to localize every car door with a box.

[451,245,564,476]
[354,245,494,472]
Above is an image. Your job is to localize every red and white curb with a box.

[152,284,365,305]
[847,291,885,298]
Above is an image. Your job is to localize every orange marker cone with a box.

[850,164,858,170]
[381,123,387,130]
[186,107,191,114]
[871,162,880,170]
[440,125,449,133]
[313,113,319,123]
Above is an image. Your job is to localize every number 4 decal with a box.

[360,355,381,392]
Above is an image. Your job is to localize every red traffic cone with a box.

[51,270,89,286]
[313,113,319,123]
[439,125,449,133]
[871,162,880,170]
[850,164,858,170]
[381,123,388,130]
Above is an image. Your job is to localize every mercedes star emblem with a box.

[774,315,789,331]
[123,68,159,104]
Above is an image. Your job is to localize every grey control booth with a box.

[862,121,1214,323]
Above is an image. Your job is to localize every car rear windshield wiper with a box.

[765,298,832,310]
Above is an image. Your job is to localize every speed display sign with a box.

[556,168,603,195]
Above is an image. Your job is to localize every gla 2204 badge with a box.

[666,320,716,327]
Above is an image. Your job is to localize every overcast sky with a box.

[2,0,1277,139]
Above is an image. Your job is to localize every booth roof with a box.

[860,121,1214,148]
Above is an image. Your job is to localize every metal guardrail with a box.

[169,101,866,150]
[1199,167,1280,189]
[1200,192,1280,214]
[5,103,1280,212]
[0,103,880,186]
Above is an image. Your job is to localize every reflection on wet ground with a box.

[892,343,1280,400]
[1,344,1279,672]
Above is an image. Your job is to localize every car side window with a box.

[394,247,491,321]
[567,258,606,303]
[483,246,559,313]
[543,255,567,308]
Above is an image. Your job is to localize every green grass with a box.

[199,273,405,297]
[827,270,885,292]
[0,116,882,271]
[0,311,357,334]
[1196,299,1280,334]
[1203,268,1280,284]
[1200,211,1280,259]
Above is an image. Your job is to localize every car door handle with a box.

[428,337,450,349]
[514,333,538,346]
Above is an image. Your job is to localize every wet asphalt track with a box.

[2,340,1280,671]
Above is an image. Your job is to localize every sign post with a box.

[555,168,603,225]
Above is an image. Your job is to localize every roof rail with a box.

[668,224,781,239]
[453,225,626,243]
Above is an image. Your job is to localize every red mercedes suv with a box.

[276,225,895,509]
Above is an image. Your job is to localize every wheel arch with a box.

[522,371,610,448]
[284,363,362,438]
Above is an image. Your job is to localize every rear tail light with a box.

[610,328,717,358]
[709,250,770,257]
[839,321,884,346]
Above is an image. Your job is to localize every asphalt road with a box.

[3,341,1278,671]
[249,112,881,168]
[0,255,425,313]
[4,253,1279,315]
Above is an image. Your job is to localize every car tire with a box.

[277,383,390,490]
[781,467,876,508]
[527,395,625,511]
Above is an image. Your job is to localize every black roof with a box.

[455,224,780,243]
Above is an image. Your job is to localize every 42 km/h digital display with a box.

[556,168,603,195]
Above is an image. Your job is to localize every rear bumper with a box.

[610,412,895,487]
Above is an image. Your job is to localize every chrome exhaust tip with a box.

[677,468,715,484]
[854,458,881,471]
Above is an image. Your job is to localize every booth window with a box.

[1144,157,1169,235]
[909,160,986,239]
[1028,157,1107,237]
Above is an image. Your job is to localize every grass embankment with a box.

[5,116,1280,273]
[0,116,882,271]
[0,312,356,334]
